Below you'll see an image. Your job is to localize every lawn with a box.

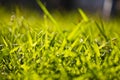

[0,0,120,80]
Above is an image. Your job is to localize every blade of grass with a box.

[36,0,63,36]
[78,9,89,22]
[1,36,8,47]
[59,38,67,51]
[95,21,108,41]
[45,31,49,49]
[69,38,79,51]
[10,46,20,54]
[68,9,89,41]
[27,31,33,47]
[92,43,100,57]
[67,21,83,41]
[36,0,57,25]
[44,14,49,49]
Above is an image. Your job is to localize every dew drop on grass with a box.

[80,38,83,43]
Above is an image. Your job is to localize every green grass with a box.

[0,1,120,80]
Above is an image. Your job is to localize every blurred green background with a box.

[0,0,120,18]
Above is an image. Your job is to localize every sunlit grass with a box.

[0,0,120,80]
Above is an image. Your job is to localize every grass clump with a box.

[0,0,120,80]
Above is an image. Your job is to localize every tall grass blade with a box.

[95,21,108,41]
[67,21,83,41]
[36,0,63,36]
[78,9,89,22]
[36,0,57,25]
